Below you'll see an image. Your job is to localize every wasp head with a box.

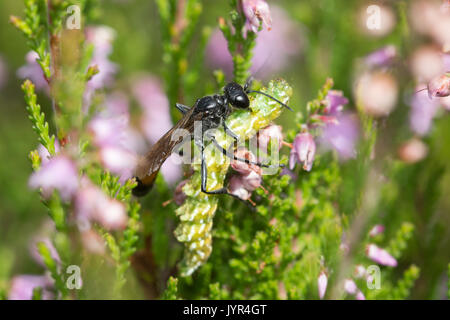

[224,82,250,109]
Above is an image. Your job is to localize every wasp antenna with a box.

[248,90,294,112]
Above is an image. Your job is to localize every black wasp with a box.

[132,79,292,198]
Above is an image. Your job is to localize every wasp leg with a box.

[223,122,239,142]
[209,136,285,169]
[175,103,191,114]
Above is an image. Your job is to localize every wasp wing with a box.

[135,106,201,182]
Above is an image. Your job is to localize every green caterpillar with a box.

[174,79,293,276]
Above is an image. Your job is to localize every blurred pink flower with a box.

[344,279,357,295]
[318,271,328,299]
[8,275,54,300]
[37,140,60,164]
[83,26,118,111]
[132,75,172,144]
[366,244,397,267]
[101,91,130,119]
[320,113,359,161]
[96,198,127,231]
[81,230,106,254]
[89,116,129,149]
[368,224,385,237]
[242,0,272,33]
[206,6,302,80]
[356,71,398,117]
[410,0,450,46]
[355,290,366,300]
[132,75,182,185]
[324,90,349,115]
[409,88,441,136]
[398,138,429,163]
[99,146,137,181]
[17,51,49,92]
[354,265,367,279]
[85,26,117,90]
[365,45,397,68]
[257,125,283,151]
[29,155,78,201]
[290,132,316,171]
[74,178,127,231]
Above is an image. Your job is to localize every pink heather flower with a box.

[17,51,49,92]
[241,170,262,190]
[231,148,261,175]
[398,138,428,163]
[132,75,182,185]
[29,155,78,201]
[354,265,367,279]
[366,244,397,267]
[258,125,283,151]
[83,26,118,112]
[365,45,397,68]
[229,175,252,200]
[355,290,366,300]
[242,0,272,33]
[427,74,450,98]
[409,88,441,136]
[89,116,129,148]
[356,72,398,117]
[101,91,130,119]
[37,140,60,164]
[132,75,173,144]
[85,26,117,90]
[344,279,357,295]
[8,275,54,300]
[318,272,328,300]
[320,114,359,160]
[99,146,137,182]
[74,178,127,231]
[206,6,302,80]
[95,199,127,231]
[368,224,385,237]
[289,132,316,171]
[29,238,61,267]
[324,90,349,115]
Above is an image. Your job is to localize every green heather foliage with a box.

[0,0,448,300]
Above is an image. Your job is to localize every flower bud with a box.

[289,132,316,171]
[231,148,261,175]
[366,244,397,267]
[398,138,428,164]
[258,125,283,151]
[318,271,328,299]
[368,224,385,237]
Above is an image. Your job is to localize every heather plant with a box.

[0,0,449,300]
